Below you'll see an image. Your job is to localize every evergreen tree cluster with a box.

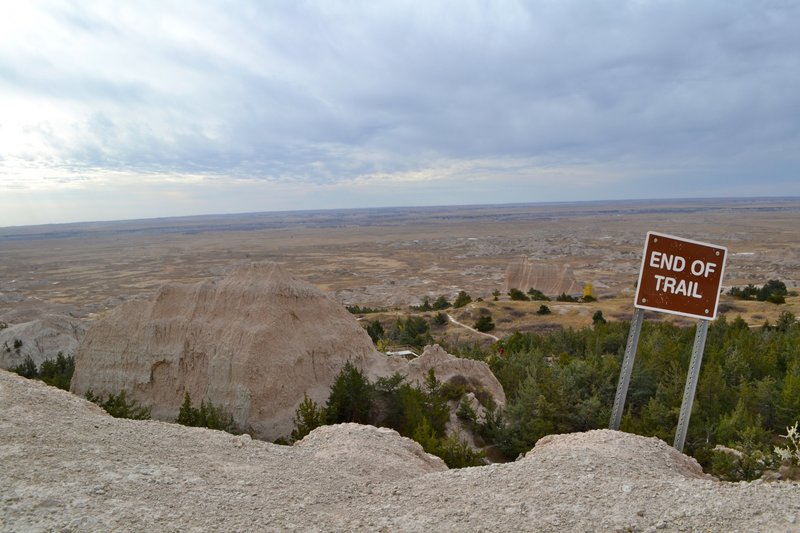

[413,295,452,312]
[387,316,434,347]
[453,290,472,308]
[472,312,800,478]
[85,390,151,420]
[473,315,495,332]
[176,392,237,432]
[289,363,485,468]
[507,288,529,301]
[728,279,789,304]
[346,304,386,314]
[10,352,74,390]
[527,288,550,301]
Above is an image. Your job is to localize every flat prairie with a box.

[1,198,798,337]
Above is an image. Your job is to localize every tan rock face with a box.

[71,263,505,441]
[401,344,506,406]
[71,263,396,440]
[71,263,506,441]
[0,314,86,369]
[504,257,581,296]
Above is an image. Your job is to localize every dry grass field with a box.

[1,198,798,338]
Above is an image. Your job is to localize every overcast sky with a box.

[1,1,798,227]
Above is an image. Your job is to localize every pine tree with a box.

[291,394,326,442]
[326,362,373,424]
[177,392,197,426]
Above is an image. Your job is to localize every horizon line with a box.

[2,195,799,231]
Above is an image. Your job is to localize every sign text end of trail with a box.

[610,231,728,452]
[634,232,727,321]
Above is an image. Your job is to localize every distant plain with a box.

[1,198,798,339]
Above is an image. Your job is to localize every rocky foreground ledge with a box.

[1,370,799,532]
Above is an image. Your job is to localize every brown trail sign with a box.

[635,232,727,320]
[610,231,728,451]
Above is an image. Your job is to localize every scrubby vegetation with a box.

[388,316,434,348]
[366,319,385,343]
[555,293,579,302]
[10,352,74,390]
[526,288,550,301]
[85,390,151,420]
[176,392,237,432]
[453,290,472,308]
[290,363,485,468]
[592,310,607,325]
[727,279,788,304]
[346,305,386,314]
[413,295,452,311]
[508,288,529,301]
[449,311,800,480]
[473,315,495,333]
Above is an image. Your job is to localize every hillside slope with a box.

[2,371,799,532]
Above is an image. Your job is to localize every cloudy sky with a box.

[1,1,798,227]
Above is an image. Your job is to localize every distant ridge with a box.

[3,197,799,235]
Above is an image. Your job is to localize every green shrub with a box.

[453,290,472,308]
[388,316,433,347]
[366,320,385,343]
[346,305,385,314]
[11,355,38,379]
[326,362,373,424]
[527,288,550,301]
[38,352,74,390]
[10,353,74,390]
[536,305,551,315]
[432,295,451,310]
[556,293,578,302]
[415,297,433,311]
[288,365,482,468]
[508,288,529,301]
[592,310,607,325]
[711,426,775,481]
[86,390,151,420]
[728,279,788,304]
[457,397,478,422]
[290,394,327,442]
[473,315,495,332]
[175,392,236,432]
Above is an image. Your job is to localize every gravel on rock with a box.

[2,370,799,532]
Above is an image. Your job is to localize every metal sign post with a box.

[673,319,710,451]
[610,231,727,451]
[609,307,644,430]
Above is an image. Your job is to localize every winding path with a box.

[446,313,500,342]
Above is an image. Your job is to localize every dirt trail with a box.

[446,313,500,342]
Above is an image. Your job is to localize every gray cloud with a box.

[1,0,799,213]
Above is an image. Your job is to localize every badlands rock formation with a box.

[0,314,86,369]
[401,344,506,405]
[504,257,581,296]
[3,370,799,532]
[70,263,400,440]
[70,263,503,441]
